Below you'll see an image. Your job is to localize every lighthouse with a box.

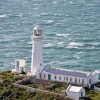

[31,25,44,75]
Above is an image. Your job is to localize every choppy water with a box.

[0,0,100,72]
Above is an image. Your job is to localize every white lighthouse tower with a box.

[31,25,44,75]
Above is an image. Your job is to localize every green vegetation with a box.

[0,71,14,96]
[0,71,100,100]
[27,81,67,94]
[0,71,72,100]
[86,90,100,100]
[45,82,67,93]
[84,86,100,100]
[0,71,25,100]
[0,84,71,100]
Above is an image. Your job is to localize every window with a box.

[82,79,84,84]
[64,77,65,81]
[48,74,51,80]
[16,61,19,68]
[44,74,46,78]
[55,75,56,79]
[75,78,77,83]
[59,76,61,80]
[34,30,42,36]
[98,74,100,80]
[66,77,68,81]
[81,92,83,97]
[70,77,72,82]
[89,79,91,84]
[79,79,80,83]
[39,73,41,78]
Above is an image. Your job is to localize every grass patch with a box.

[86,90,100,100]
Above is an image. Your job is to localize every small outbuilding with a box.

[12,59,26,73]
[66,85,85,100]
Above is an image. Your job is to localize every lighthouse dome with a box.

[34,25,41,30]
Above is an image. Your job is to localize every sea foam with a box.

[56,34,70,36]
[67,42,84,48]
[44,43,52,47]
[0,14,7,18]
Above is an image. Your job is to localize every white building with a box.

[66,85,85,100]
[36,68,100,86]
[12,59,26,73]
[30,25,100,86]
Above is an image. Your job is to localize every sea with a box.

[0,0,100,72]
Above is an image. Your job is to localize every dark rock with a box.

[15,92,20,99]
[3,90,11,97]
[49,96,54,100]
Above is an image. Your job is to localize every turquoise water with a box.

[0,0,100,72]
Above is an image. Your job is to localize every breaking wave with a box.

[56,34,70,36]
[44,43,52,47]
[0,14,7,18]
[45,20,55,24]
[67,42,84,48]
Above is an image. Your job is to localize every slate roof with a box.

[44,68,88,78]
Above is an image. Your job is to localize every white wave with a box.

[57,42,64,45]
[34,13,40,17]
[57,42,64,47]
[70,2,74,4]
[27,41,32,45]
[33,7,39,10]
[52,1,58,4]
[54,13,60,16]
[56,33,70,36]
[45,20,54,24]
[34,4,41,6]
[40,12,48,16]
[67,42,84,48]
[0,14,7,18]
[56,22,64,25]
[81,13,85,16]
[91,42,99,46]
[44,43,52,47]
[15,13,23,17]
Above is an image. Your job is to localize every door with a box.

[89,79,91,84]
[48,74,51,80]
[81,92,83,97]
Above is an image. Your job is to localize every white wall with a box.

[94,86,100,92]
[67,91,79,100]
[93,72,100,83]
[31,38,43,75]
[67,87,85,100]
[79,88,85,97]
[37,72,88,85]
[86,73,96,85]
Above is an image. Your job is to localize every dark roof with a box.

[44,68,88,78]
